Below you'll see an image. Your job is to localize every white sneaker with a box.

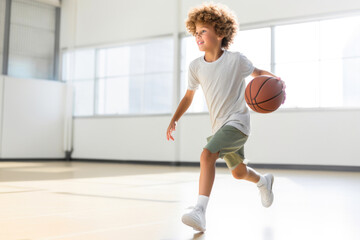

[181,206,206,232]
[258,173,274,208]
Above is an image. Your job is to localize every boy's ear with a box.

[217,35,225,41]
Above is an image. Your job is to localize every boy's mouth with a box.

[197,41,204,45]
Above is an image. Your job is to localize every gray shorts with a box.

[204,125,248,170]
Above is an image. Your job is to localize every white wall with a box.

[60,0,177,49]
[0,76,67,158]
[62,0,360,167]
[181,0,360,30]
[72,116,176,161]
[73,109,360,167]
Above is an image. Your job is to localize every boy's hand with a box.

[166,120,177,141]
[275,77,286,104]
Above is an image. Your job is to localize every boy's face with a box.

[195,22,223,52]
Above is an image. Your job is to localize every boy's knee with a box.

[200,148,219,165]
[231,165,247,179]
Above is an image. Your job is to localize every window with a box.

[97,39,173,115]
[0,0,59,79]
[7,0,57,80]
[63,37,174,116]
[8,0,56,79]
[275,22,320,108]
[275,16,360,108]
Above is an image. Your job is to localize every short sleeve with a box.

[239,53,255,78]
[187,63,200,90]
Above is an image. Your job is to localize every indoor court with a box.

[1,161,360,239]
[0,0,360,240]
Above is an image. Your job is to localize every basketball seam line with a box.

[247,90,283,106]
[249,79,259,112]
[253,104,273,112]
[254,77,275,99]
[253,76,275,113]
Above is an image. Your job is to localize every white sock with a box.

[195,195,209,212]
[257,175,266,187]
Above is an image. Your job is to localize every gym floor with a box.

[0,161,359,240]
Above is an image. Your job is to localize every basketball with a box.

[245,75,285,113]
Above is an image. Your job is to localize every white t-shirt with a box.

[187,50,254,135]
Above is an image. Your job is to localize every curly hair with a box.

[185,2,239,50]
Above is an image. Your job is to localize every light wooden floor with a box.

[0,161,359,240]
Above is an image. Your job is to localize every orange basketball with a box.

[245,75,285,113]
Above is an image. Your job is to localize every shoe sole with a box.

[182,214,206,232]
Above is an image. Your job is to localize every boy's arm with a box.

[251,67,277,78]
[166,89,196,141]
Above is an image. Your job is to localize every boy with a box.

[166,3,285,232]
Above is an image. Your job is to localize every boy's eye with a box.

[195,30,206,36]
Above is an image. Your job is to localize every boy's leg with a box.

[182,148,219,232]
[231,163,260,183]
[232,163,274,208]
[199,148,220,196]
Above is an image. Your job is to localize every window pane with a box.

[8,54,53,79]
[97,77,129,114]
[97,47,130,78]
[275,22,319,63]
[73,80,94,116]
[276,62,320,108]
[342,57,360,107]
[143,73,173,114]
[129,45,145,75]
[145,39,174,73]
[129,75,144,113]
[275,17,360,108]
[96,38,174,115]
[319,60,343,107]
[230,28,271,66]
[97,74,173,115]
[320,16,360,60]
[74,49,95,80]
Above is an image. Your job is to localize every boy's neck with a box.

[204,48,224,62]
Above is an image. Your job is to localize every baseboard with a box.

[0,158,67,161]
